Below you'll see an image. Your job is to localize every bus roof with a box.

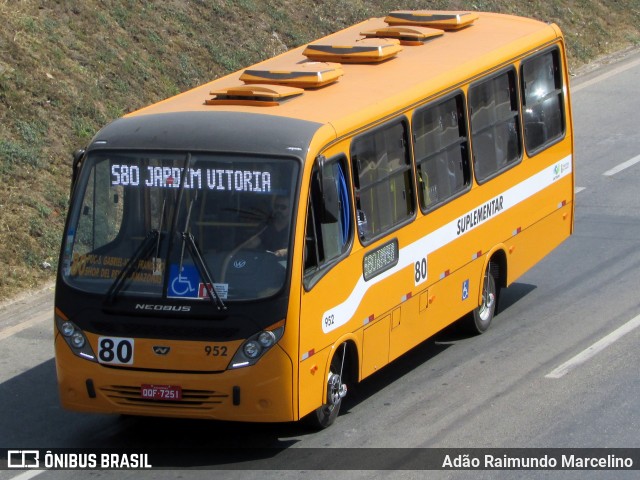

[93,11,561,153]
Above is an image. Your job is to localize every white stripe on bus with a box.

[321,155,573,334]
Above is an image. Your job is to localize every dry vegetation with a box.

[0,0,639,301]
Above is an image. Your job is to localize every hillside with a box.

[0,0,639,301]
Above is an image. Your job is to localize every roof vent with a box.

[385,11,479,31]
[360,26,444,46]
[303,38,402,63]
[205,84,303,107]
[240,62,344,88]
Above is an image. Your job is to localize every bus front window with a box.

[61,152,299,302]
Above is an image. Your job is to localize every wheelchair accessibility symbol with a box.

[168,264,199,298]
[462,279,470,301]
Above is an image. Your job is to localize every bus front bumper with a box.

[54,335,295,423]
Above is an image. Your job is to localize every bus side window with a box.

[521,48,565,155]
[469,69,522,183]
[413,93,471,211]
[304,157,352,284]
[351,119,415,242]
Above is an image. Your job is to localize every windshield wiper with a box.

[104,230,160,306]
[159,152,226,310]
[177,193,226,310]
[180,231,227,311]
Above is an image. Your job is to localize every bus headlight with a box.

[228,325,284,369]
[258,331,276,348]
[61,321,75,337]
[55,313,97,363]
[71,332,86,348]
[243,341,261,359]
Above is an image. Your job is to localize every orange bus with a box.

[55,10,573,427]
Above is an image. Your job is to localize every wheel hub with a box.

[479,292,495,321]
[327,373,347,406]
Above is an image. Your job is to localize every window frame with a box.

[520,45,566,157]
[412,90,472,214]
[468,66,523,185]
[303,154,354,290]
[350,116,416,246]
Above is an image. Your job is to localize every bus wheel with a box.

[307,344,348,429]
[467,266,497,334]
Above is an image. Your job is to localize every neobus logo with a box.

[135,304,192,312]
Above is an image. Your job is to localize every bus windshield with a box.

[61,151,299,302]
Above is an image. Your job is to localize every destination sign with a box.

[363,239,398,281]
[110,164,272,193]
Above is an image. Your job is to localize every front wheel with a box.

[306,344,348,429]
[466,266,497,334]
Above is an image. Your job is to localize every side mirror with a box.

[317,156,338,223]
[71,148,86,193]
[321,174,339,223]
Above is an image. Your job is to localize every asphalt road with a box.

[1,47,640,480]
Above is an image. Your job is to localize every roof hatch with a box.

[303,38,402,63]
[205,84,303,107]
[385,11,479,30]
[240,62,344,88]
[360,26,444,46]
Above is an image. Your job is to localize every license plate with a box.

[141,384,182,401]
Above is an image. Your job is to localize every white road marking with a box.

[0,310,50,341]
[7,471,45,480]
[603,154,640,177]
[572,56,640,93]
[546,312,640,379]
[575,187,586,194]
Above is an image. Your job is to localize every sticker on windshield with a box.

[67,253,162,285]
[168,264,227,300]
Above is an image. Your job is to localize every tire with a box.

[306,344,347,429]
[466,266,497,335]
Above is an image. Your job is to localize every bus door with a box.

[298,154,353,416]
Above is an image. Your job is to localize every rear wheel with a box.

[466,266,497,334]
[306,344,347,429]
